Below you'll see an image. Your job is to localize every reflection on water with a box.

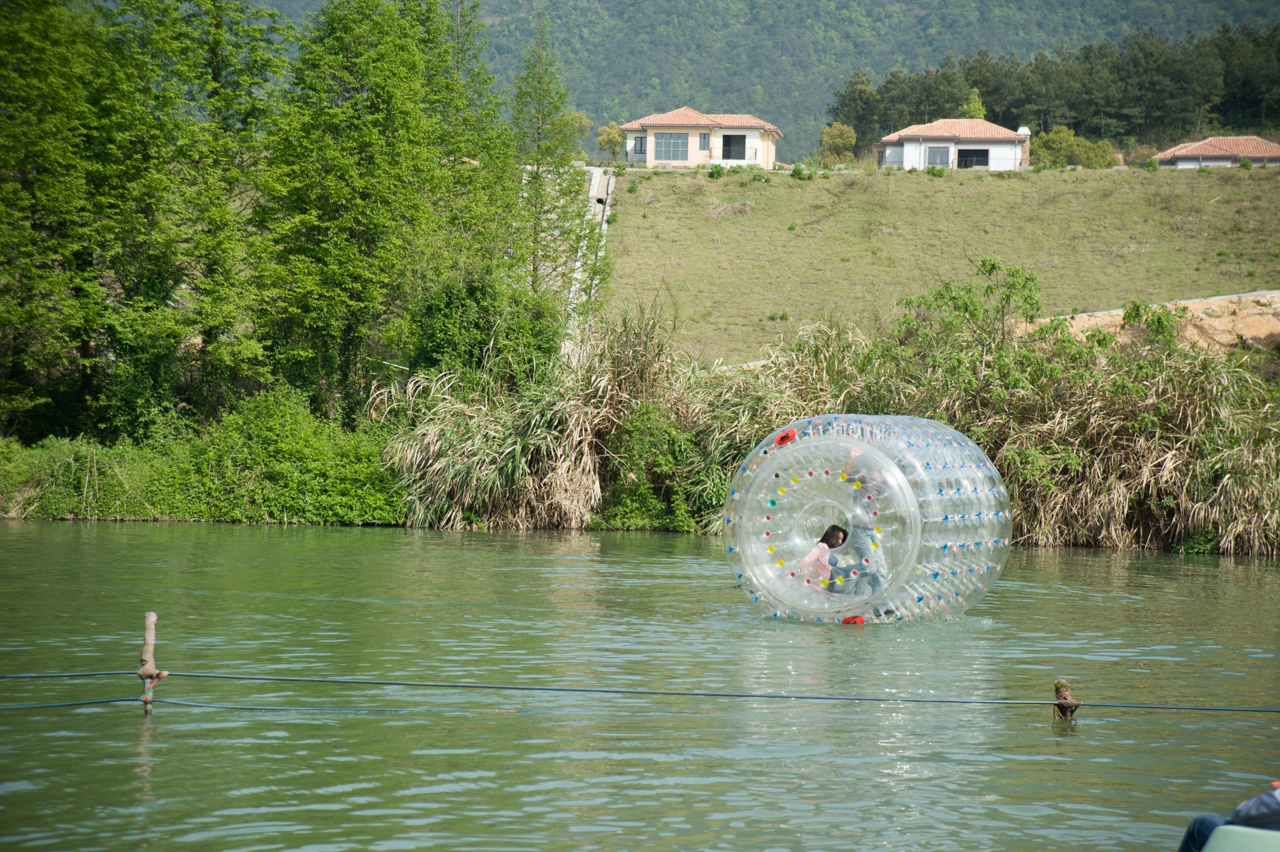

[0,521,1277,851]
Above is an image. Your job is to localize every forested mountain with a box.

[826,25,1280,155]
[266,0,1279,157]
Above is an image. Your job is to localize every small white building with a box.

[1155,136,1280,168]
[875,119,1031,171]
[619,107,782,169]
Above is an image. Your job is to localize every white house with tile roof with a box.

[875,119,1031,171]
[619,107,782,169]
[1155,136,1280,168]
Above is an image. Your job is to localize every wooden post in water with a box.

[137,611,169,716]
[1053,678,1080,721]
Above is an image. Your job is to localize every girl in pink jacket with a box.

[799,525,847,586]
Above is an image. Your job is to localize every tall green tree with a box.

[509,14,604,308]
[257,0,437,423]
[82,0,198,438]
[826,70,881,150]
[1117,30,1180,140]
[1075,41,1125,140]
[959,88,985,119]
[0,0,101,438]
[393,0,553,381]
[178,0,289,416]
[960,49,1022,125]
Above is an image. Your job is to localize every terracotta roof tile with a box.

[1156,136,1280,160]
[879,119,1026,143]
[619,107,713,130]
[619,107,781,135]
[706,113,781,133]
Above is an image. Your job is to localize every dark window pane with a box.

[655,133,688,161]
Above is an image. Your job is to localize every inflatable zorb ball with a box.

[723,415,1012,624]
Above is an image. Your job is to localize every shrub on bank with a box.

[1031,126,1115,169]
[381,260,1280,555]
[0,389,404,525]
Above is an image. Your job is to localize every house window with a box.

[723,134,746,160]
[957,149,989,168]
[633,136,646,155]
[654,133,688,161]
[700,133,710,151]
[927,146,949,168]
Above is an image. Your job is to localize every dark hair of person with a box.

[820,525,847,548]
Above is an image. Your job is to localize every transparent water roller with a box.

[723,415,1012,624]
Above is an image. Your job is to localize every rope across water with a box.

[2,671,1277,714]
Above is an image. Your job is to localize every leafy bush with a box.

[790,163,813,180]
[820,122,858,159]
[708,164,726,179]
[1128,145,1159,168]
[407,278,563,378]
[590,403,696,531]
[1031,126,1115,169]
[1240,158,1253,170]
[926,165,946,177]
[0,388,404,525]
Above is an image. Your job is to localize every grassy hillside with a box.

[605,166,1280,363]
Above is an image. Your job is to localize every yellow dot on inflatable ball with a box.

[778,487,786,494]
[836,576,844,585]
[767,545,775,553]
[776,559,784,567]
[839,473,847,481]
[853,481,862,489]
[874,526,882,533]
[791,476,798,484]
[871,542,880,549]
[820,579,827,587]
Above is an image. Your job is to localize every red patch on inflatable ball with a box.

[775,429,797,447]
[842,616,865,625]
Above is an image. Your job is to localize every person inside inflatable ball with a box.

[1177,781,1280,852]
[840,446,890,600]
[799,525,846,588]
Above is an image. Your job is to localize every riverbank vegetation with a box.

[379,259,1280,556]
[0,388,403,524]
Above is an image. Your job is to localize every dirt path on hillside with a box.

[1063,289,1280,350]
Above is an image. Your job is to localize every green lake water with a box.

[1,521,1278,851]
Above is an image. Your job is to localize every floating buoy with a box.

[722,415,1012,624]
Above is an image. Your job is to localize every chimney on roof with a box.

[1016,126,1031,136]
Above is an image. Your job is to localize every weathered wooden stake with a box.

[1053,678,1081,721]
[137,611,169,716]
